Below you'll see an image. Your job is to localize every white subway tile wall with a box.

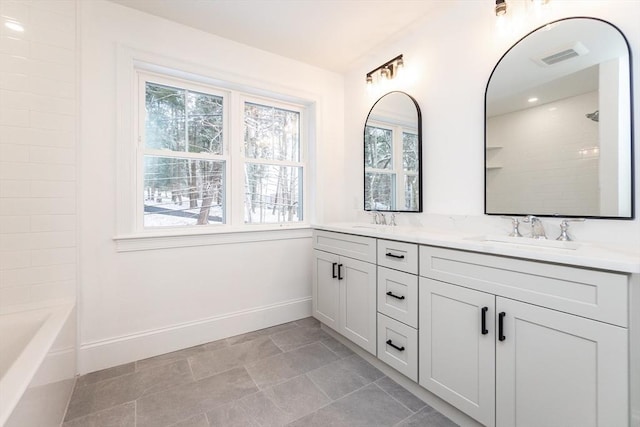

[0,0,77,308]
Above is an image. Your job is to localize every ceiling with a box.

[108,0,446,73]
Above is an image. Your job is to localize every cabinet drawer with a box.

[313,230,376,263]
[377,239,418,274]
[377,313,418,381]
[420,246,629,327]
[377,267,418,328]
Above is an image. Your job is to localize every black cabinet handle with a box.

[332,262,337,279]
[338,264,344,280]
[385,252,405,259]
[498,312,506,341]
[386,339,405,352]
[481,306,488,335]
[386,291,405,300]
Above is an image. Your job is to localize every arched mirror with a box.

[364,91,422,212]
[485,17,633,218]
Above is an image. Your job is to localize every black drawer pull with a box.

[385,252,405,259]
[338,264,344,280]
[386,339,405,352]
[498,312,506,341]
[332,262,338,279]
[386,291,405,300]
[481,306,488,335]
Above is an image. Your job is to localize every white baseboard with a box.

[78,297,312,375]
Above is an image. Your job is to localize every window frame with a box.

[137,71,231,230]
[133,70,309,234]
[240,94,307,225]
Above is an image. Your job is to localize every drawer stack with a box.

[376,239,419,381]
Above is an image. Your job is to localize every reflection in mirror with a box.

[364,91,422,212]
[485,17,633,218]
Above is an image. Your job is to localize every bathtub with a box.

[0,301,75,426]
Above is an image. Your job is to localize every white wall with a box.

[0,0,77,309]
[78,0,344,373]
[344,0,640,249]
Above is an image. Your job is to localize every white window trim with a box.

[115,46,317,251]
[137,71,231,230]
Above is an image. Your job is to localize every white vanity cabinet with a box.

[419,246,629,427]
[376,239,419,381]
[312,230,377,354]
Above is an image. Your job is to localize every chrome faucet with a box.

[370,211,386,225]
[523,215,547,239]
[389,213,397,226]
[556,219,585,241]
[502,216,523,237]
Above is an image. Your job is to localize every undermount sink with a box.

[466,234,581,250]
[350,225,380,230]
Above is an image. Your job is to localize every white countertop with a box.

[313,222,640,274]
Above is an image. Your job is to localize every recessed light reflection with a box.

[5,21,24,32]
[528,97,539,103]
[548,107,557,111]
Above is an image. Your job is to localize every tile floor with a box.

[63,317,458,427]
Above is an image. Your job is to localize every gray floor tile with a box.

[246,342,338,389]
[168,413,210,427]
[61,401,135,427]
[189,335,282,380]
[76,363,136,387]
[136,367,258,427]
[307,354,383,400]
[207,401,260,427]
[287,383,411,427]
[226,322,298,346]
[375,376,426,413]
[320,336,354,358]
[394,405,458,426]
[65,360,193,422]
[240,374,330,426]
[202,338,231,352]
[136,344,218,372]
[294,317,321,328]
[270,326,331,352]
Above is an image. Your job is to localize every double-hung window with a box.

[243,100,304,223]
[364,121,419,211]
[137,71,306,231]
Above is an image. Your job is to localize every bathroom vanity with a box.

[312,224,639,427]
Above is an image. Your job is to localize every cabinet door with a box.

[340,257,377,355]
[312,250,340,330]
[419,278,496,427]
[496,297,628,427]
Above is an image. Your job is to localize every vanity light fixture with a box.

[495,0,507,16]
[366,54,404,85]
[4,20,24,32]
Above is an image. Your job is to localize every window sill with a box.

[113,224,312,252]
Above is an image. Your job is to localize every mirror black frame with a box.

[484,17,635,219]
[364,91,423,213]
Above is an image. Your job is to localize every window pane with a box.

[365,172,395,210]
[144,156,225,227]
[403,132,418,171]
[404,174,419,210]
[187,90,223,154]
[244,102,300,162]
[365,126,392,170]
[244,164,302,223]
[145,82,185,151]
